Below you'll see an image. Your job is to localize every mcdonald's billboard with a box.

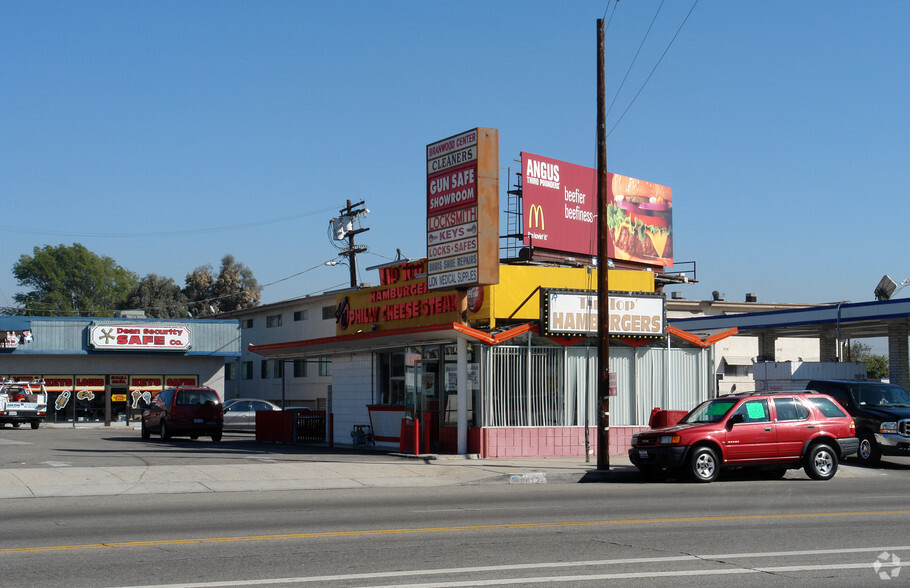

[521,152,673,268]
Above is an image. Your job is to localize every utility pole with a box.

[331,200,370,288]
[596,18,611,471]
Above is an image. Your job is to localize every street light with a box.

[874,275,910,301]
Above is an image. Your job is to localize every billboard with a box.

[427,128,499,290]
[521,152,673,268]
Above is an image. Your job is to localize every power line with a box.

[606,0,665,120]
[0,207,336,239]
[606,0,699,138]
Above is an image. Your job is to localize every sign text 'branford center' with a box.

[426,128,500,290]
[89,325,192,351]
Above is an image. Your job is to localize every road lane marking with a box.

[3,509,910,555]
[110,554,907,587]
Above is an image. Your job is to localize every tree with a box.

[13,243,138,316]
[123,274,189,318]
[184,254,261,316]
[845,341,889,380]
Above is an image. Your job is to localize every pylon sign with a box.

[426,128,499,290]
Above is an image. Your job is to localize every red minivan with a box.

[141,387,223,442]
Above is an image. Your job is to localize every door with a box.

[416,352,441,452]
[724,399,777,461]
[772,396,812,459]
[224,401,252,430]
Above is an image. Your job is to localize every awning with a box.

[248,322,535,360]
[722,356,754,366]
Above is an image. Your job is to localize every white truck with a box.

[0,378,48,429]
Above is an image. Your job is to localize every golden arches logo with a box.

[528,204,545,230]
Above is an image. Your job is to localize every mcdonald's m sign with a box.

[525,202,549,245]
[528,204,545,230]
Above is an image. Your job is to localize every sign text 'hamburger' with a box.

[541,290,666,337]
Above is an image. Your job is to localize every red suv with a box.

[629,392,858,482]
[141,387,224,442]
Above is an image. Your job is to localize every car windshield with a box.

[679,398,738,424]
[859,384,910,408]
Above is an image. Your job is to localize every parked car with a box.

[141,387,223,442]
[629,392,858,482]
[805,379,910,466]
[222,398,282,432]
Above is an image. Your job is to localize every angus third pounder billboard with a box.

[521,152,673,269]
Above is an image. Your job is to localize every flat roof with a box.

[669,297,910,340]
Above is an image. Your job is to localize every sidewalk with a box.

[1,427,640,498]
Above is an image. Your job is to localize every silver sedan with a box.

[222,398,282,432]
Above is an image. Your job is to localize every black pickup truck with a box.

[806,379,910,466]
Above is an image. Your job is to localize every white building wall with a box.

[330,352,380,447]
[226,295,337,406]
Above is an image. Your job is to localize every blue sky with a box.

[3,1,910,314]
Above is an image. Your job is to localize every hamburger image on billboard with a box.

[606,173,672,266]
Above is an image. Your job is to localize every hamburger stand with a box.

[248,128,725,457]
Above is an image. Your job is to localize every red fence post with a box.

[413,418,420,456]
[328,413,334,448]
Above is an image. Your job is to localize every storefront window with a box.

[377,351,406,405]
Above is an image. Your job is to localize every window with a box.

[731,399,770,423]
[809,396,848,418]
[318,357,332,377]
[225,363,236,381]
[261,360,269,379]
[273,360,283,379]
[243,319,253,329]
[293,359,307,378]
[322,305,335,320]
[377,351,406,405]
[241,361,253,380]
[294,310,308,321]
[266,314,282,328]
[773,397,809,421]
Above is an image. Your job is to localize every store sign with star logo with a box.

[88,324,191,351]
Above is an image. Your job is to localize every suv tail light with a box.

[849,419,855,432]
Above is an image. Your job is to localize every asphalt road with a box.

[2,426,910,587]
[0,425,407,469]
[3,477,910,587]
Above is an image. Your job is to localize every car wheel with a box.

[141,421,150,440]
[30,422,40,430]
[638,466,667,482]
[688,446,719,483]
[160,420,172,441]
[190,434,199,440]
[211,431,222,442]
[856,433,881,467]
[804,443,838,480]
[13,423,21,428]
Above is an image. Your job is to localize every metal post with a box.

[596,18,611,470]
